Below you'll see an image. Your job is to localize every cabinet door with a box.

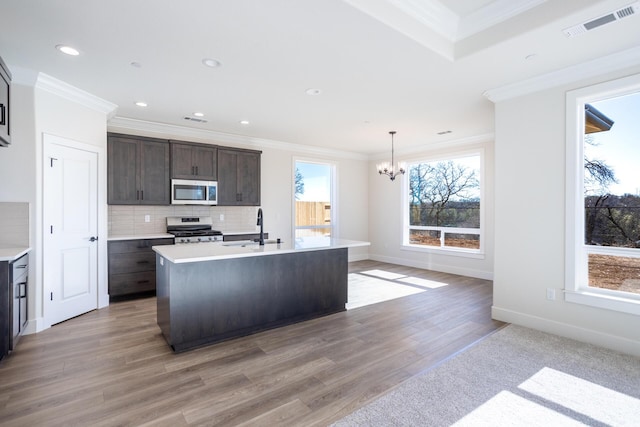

[236,151,260,205]
[108,137,139,204]
[192,145,217,180]
[139,140,170,205]
[0,262,8,359]
[217,149,238,205]
[171,142,217,180]
[217,149,261,206]
[19,279,27,333]
[0,57,10,146]
[171,143,196,179]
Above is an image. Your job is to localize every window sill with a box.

[565,289,640,316]
[401,244,485,260]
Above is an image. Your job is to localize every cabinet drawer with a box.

[12,253,28,282]
[109,271,156,296]
[109,252,156,274]
[108,238,173,254]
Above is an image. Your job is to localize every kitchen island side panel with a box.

[156,248,347,352]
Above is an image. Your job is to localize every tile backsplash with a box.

[108,205,260,237]
[0,202,30,246]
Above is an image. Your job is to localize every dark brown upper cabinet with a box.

[0,55,11,147]
[170,141,217,180]
[108,133,170,205]
[218,148,261,206]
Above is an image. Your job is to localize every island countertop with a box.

[0,245,31,262]
[152,236,369,264]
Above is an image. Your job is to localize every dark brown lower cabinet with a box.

[1,252,29,361]
[108,238,174,299]
[156,247,348,352]
[0,262,8,360]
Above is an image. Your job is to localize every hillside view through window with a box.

[584,91,640,295]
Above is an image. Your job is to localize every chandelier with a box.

[376,131,405,181]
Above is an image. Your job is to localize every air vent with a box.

[563,2,638,37]
[183,116,208,123]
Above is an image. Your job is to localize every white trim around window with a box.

[565,73,640,316]
[292,157,338,239]
[401,148,485,259]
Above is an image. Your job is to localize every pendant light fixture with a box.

[377,131,405,181]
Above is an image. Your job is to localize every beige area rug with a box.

[332,325,640,426]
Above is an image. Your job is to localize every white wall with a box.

[0,71,113,333]
[0,80,37,332]
[367,138,495,280]
[492,66,640,356]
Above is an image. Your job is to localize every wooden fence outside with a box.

[296,201,331,226]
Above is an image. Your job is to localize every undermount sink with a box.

[222,240,280,247]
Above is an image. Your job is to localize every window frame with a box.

[565,73,640,315]
[292,157,338,239]
[401,148,485,259]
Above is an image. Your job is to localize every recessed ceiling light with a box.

[239,120,250,125]
[305,88,322,96]
[55,44,80,56]
[135,101,148,107]
[193,112,204,117]
[202,58,221,68]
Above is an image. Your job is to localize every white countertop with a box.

[0,246,31,262]
[152,237,370,264]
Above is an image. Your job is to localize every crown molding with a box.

[8,66,39,86]
[483,46,640,103]
[457,0,545,41]
[386,0,458,40]
[108,116,369,161]
[34,73,118,117]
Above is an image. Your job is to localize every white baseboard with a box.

[492,306,640,357]
[23,317,49,335]
[368,253,493,280]
[348,253,369,262]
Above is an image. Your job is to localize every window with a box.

[293,160,336,238]
[403,152,483,256]
[565,73,640,315]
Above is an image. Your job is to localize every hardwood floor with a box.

[0,261,505,426]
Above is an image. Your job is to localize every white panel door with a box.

[44,134,99,325]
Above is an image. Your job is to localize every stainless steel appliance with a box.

[166,216,223,244]
[171,179,218,205]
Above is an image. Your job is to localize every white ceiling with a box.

[1,0,639,155]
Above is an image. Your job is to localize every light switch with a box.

[219,214,224,221]
[144,214,151,223]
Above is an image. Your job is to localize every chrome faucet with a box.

[257,208,265,245]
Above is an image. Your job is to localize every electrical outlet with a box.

[144,214,150,223]
[219,214,224,221]
[546,288,556,301]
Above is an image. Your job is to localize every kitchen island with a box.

[153,237,369,352]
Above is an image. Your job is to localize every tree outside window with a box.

[582,94,640,296]
[406,155,481,251]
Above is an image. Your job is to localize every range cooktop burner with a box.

[166,216,223,243]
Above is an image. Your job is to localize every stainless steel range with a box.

[166,216,223,244]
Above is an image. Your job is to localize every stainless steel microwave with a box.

[171,179,218,205]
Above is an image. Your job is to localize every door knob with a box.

[89,236,98,242]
